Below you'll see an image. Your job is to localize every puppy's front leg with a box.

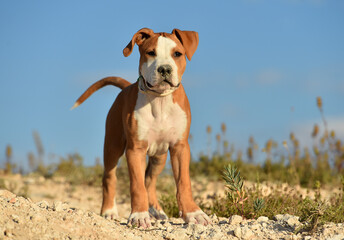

[170,141,211,225]
[126,146,151,228]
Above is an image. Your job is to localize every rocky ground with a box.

[0,175,343,240]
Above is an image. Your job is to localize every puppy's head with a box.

[123,28,199,94]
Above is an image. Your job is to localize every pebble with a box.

[169,228,188,240]
[233,226,242,238]
[327,234,344,240]
[36,200,49,209]
[11,214,20,223]
[184,222,206,234]
[229,215,243,225]
[257,216,269,222]
[241,226,254,239]
[53,201,64,212]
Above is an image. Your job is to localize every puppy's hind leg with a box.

[145,153,168,220]
[100,110,126,219]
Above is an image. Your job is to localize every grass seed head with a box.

[330,130,335,139]
[316,96,322,109]
[221,123,227,134]
[6,145,12,160]
[312,124,319,138]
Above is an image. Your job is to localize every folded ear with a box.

[172,29,199,61]
[123,28,155,57]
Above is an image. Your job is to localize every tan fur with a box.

[73,28,210,227]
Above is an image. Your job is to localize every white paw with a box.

[184,210,211,226]
[149,207,168,220]
[101,201,118,220]
[128,211,151,228]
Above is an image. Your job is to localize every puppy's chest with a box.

[134,94,187,156]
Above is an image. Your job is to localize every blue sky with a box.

[1,0,343,168]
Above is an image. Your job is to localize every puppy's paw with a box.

[149,206,168,220]
[184,210,211,226]
[128,211,151,228]
[101,203,119,220]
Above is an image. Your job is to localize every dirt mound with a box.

[1,189,343,240]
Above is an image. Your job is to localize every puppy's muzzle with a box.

[157,64,172,78]
[156,64,179,87]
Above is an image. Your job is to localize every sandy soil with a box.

[0,174,343,240]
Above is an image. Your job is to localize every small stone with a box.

[184,222,206,235]
[170,228,188,240]
[36,200,49,209]
[11,214,20,223]
[250,224,259,230]
[4,229,13,238]
[286,217,300,228]
[257,216,269,222]
[273,214,300,228]
[210,213,218,223]
[52,201,69,212]
[207,227,223,240]
[30,203,40,211]
[169,217,184,224]
[233,226,242,238]
[53,201,63,212]
[229,215,243,225]
[241,226,254,240]
[327,234,344,240]
[9,198,16,203]
[30,214,46,222]
[274,214,284,221]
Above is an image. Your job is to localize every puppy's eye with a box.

[147,51,156,56]
[174,51,182,57]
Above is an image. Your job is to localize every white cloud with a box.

[232,69,283,88]
[256,69,283,85]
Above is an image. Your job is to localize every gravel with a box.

[1,189,344,239]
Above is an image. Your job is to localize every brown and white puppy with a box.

[73,28,210,228]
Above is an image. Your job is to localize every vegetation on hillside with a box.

[1,96,343,230]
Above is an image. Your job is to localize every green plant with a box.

[299,199,328,233]
[253,198,265,215]
[222,164,248,218]
[159,193,179,218]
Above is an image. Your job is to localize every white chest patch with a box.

[134,93,187,156]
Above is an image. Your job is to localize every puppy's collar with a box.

[137,76,179,97]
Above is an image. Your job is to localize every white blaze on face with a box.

[140,36,179,87]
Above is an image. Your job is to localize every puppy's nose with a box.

[157,65,172,77]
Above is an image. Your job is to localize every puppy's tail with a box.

[71,76,131,110]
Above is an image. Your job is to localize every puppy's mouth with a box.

[163,79,180,88]
[143,78,180,90]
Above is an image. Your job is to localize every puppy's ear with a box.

[123,28,155,57]
[172,29,199,61]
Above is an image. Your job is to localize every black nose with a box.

[157,65,172,77]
